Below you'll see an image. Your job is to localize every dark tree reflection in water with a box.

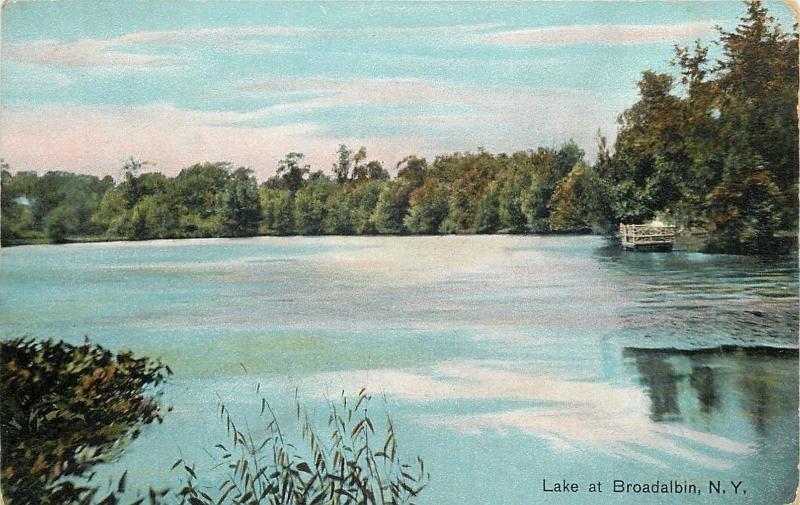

[689,363,718,416]
[630,351,682,422]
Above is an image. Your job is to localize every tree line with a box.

[0,142,605,244]
[1,1,796,254]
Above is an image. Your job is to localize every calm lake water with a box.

[1,235,797,504]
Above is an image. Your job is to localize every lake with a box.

[1,235,797,504]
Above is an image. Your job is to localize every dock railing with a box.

[620,223,676,250]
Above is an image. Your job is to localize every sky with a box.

[0,1,796,181]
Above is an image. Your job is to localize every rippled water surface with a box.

[1,236,797,504]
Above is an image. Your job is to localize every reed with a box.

[174,388,429,505]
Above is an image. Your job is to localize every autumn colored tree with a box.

[604,0,797,252]
[1,338,171,504]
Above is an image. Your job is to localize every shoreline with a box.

[1,230,601,249]
[2,232,798,257]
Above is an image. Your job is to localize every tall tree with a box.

[404,179,450,234]
[221,167,262,236]
[603,0,797,253]
[396,156,427,188]
[275,152,310,192]
[371,181,413,234]
[350,146,368,181]
[260,188,294,235]
[714,0,798,224]
[332,144,352,184]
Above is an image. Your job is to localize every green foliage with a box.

[604,71,687,223]
[370,181,413,234]
[221,168,262,237]
[261,188,295,235]
[705,155,783,255]
[324,196,354,235]
[435,151,501,233]
[605,0,797,252]
[519,143,584,232]
[173,163,228,214]
[1,168,113,245]
[272,153,311,192]
[120,158,145,209]
[0,338,171,504]
[350,147,369,182]
[1,141,595,245]
[131,194,179,240]
[333,144,353,184]
[473,183,501,234]
[171,162,230,237]
[33,172,114,234]
[175,389,429,505]
[43,205,76,243]
[498,180,527,233]
[332,145,390,185]
[364,160,390,182]
[294,178,336,235]
[395,156,427,188]
[93,189,128,237]
[347,181,384,234]
[99,160,263,240]
[717,1,799,196]
[548,163,612,232]
[1,166,34,244]
[404,180,450,234]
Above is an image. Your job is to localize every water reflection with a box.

[630,351,682,421]
[624,346,799,441]
[595,242,799,348]
[689,364,718,415]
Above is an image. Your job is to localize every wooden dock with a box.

[620,223,676,252]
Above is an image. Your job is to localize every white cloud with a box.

[113,22,501,45]
[237,77,488,111]
[2,39,184,69]
[238,76,623,110]
[117,26,316,44]
[303,360,753,469]
[3,22,500,69]
[1,27,299,69]
[481,22,714,46]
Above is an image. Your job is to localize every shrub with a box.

[0,338,171,504]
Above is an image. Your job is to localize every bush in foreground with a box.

[0,337,172,504]
[0,337,429,505]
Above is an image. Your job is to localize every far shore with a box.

[3,231,797,257]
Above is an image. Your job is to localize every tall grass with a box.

[174,388,429,505]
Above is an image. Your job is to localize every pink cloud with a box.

[0,103,428,180]
[481,22,714,46]
[1,77,627,178]
[237,77,624,116]
[238,78,627,154]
